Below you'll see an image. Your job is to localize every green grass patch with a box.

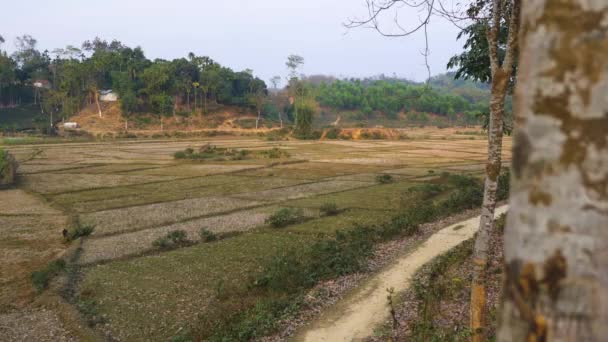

[31,259,66,292]
[79,232,316,341]
[265,208,305,228]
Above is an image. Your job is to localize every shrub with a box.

[325,128,341,139]
[261,147,289,159]
[65,225,95,241]
[31,259,66,292]
[320,202,340,216]
[265,208,305,228]
[0,149,18,187]
[153,230,189,249]
[174,151,187,159]
[403,183,445,202]
[376,174,394,184]
[200,228,218,242]
[496,168,510,201]
[167,230,187,244]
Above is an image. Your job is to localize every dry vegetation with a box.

[0,127,511,341]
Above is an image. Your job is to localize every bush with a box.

[376,174,394,184]
[153,230,189,249]
[260,147,290,159]
[200,228,218,242]
[496,168,510,201]
[325,128,341,139]
[265,208,305,228]
[31,259,66,292]
[403,183,445,202]
[65,225,95,241]
[174,151,187,159]
[320,202,340,216]
[0,149,18,187]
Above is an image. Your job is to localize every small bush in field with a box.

[261,147,290,159]
[266,208,305,228]
[65,225,95,241]
[31,259,66,292]
[376,174,394,184]
[320,202,340,216]
[153,230,189,249]
[200,228,218,242]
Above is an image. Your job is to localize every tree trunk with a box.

[471,1,521,339]
[94,89,102,118]
[471,70,509,341]
[498,1,608,340]
[256,110,261,129]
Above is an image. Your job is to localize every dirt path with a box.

[293,205,509,342]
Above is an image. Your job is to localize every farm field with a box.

[0,129,511,341]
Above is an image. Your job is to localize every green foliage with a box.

[410,239,474,342]
[265,208,305,228]
[31,259,66,292]
[293,98,317,137]
[1,36,268,123]
[200,229,218,242]
[496,168,510,201]
[65,225,95,242]
[376,174,394,184]
[174,144,250,161]
[403,183,446,202]
[153,230,189,249]
[314,78,489,121]
[259,147,290,159]
[319,202,340,216]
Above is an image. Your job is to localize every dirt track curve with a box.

[294,205,509,342]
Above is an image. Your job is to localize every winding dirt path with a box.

[293,205,509,342]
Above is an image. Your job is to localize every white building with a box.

[63,122,79,129]
[99,90,118,102]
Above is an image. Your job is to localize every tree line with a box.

[0,35,267,123]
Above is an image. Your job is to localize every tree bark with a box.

[471,1,520,341]
[498,1,608,340]
[94,89,102,118]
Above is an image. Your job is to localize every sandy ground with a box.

[293,205,508,342]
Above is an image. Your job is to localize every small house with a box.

[33,80,51,89]
[99,90,118,102]
[63,122,79,130]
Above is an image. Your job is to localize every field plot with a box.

[0,190,69,310]
[0,132,511,341]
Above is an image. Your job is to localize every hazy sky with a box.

[3,0,464,84]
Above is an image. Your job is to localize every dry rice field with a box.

[0,130,511,341]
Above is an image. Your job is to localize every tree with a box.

[248,80,267,129]
[270,76,281,90]
[497,1,608,340]
[286,55,304,80]
[469,2,520,340]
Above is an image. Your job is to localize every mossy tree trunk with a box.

[471,1,521,341]
[498,0,608,340]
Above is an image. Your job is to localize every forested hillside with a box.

[0,35,495,133]
[0,35,267,131]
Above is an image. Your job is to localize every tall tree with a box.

[498,0,608,340]
[469,2,520,340]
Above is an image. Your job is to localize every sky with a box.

[2,0,465,85]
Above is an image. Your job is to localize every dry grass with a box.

[232,180,371,201]
[0,191,69,310]
[79,196,261,236]
[2,132,514,340]
[79,207,276,264]
[21,173,175,194]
